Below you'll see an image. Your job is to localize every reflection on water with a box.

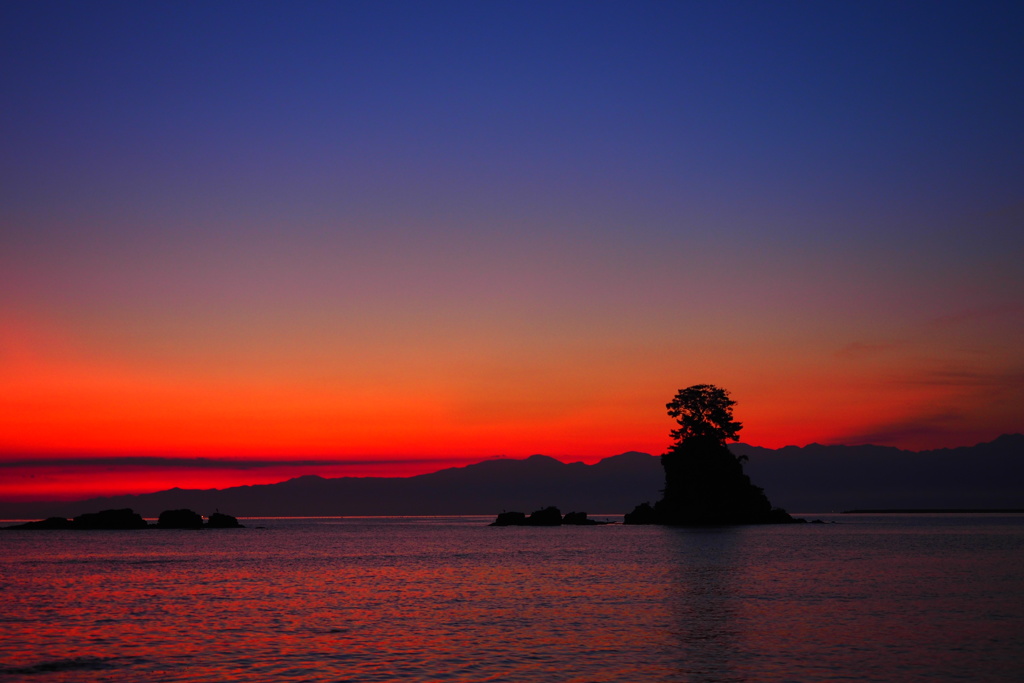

[663,529,746,682]
[659,518,1024,682]
[1,515,1023,682]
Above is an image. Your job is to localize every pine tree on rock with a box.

[665,384,743,445]
[627,384,798,525]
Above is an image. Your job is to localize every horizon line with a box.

[2,432,1020,467]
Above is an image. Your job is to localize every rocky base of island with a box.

[2,508,243,530]
[622,500,803,525]
[491,507,611,526]
[622,435,806,526]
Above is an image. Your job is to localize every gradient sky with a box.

[2,1,1022,500]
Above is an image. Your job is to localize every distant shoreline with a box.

[842,509,1024,514]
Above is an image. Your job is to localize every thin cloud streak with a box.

[891,368,1024,389]
[833,412,968,448]
[0,455,485,471]
[928,304,1024,329]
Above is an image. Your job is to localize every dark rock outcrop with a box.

[4,508,246,530]
[626,436,800,525]
[623,502,658,525]
[658,436,794,524]
[490,507,611,526]
[490,506,563,526]
[73,508,148,530]
[526,506,563,526]
[561,511,607,525]
[157,509,204,529]
[206,512,243,528]
[490,511,528,526]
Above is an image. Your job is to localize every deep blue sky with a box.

[6,1,1021,234]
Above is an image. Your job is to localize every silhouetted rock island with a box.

[2,508,243,530]
[489,386,801,527]
[157,508,204,529]
[207,511,244,528]
[625,434,800,525]
[625,385,802,526]
[491,507,610,526]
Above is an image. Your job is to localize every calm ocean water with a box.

[2,514,1023,682]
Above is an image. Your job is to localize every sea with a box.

[2,513,1023,682]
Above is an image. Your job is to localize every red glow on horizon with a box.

[3,319,1019,503]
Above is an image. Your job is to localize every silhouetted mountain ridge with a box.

[738,433,1024,511]
[1,437,1020,518]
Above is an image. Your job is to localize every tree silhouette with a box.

[623,384,797,525]
[666,384,742,446]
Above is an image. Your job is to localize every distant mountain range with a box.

[738,433,1024,512]
[2,435,1021,519]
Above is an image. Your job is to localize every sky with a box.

[2,0,1022,501]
